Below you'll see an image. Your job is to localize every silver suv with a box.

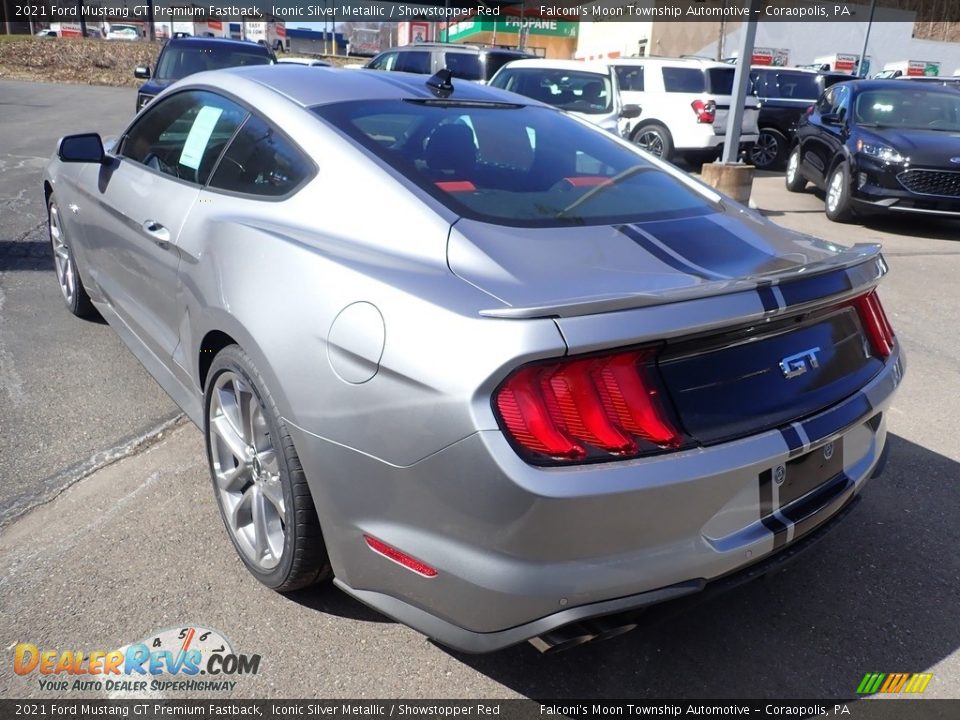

[364,43,535,83]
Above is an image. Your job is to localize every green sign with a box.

[446,18,578,41]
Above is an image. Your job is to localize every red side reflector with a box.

[364,535,438,577]
[563,176,612,187]
[853,290,895,359]
[435,180,476,193]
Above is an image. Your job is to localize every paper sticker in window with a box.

[179,106,223,170]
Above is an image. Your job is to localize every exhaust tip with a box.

[583,618,638,643]
[528,625,596,654]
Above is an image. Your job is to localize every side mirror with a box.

[619,104,642,119]
[821,112,843,125]
[134,65,151,79]
[58,133,107,164]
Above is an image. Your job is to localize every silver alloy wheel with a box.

[49,202,76,305]
[636,130,665,158]
[786,149,799,182]
[827,168,844,212]
[750,132,780,167]
[208,370,287,571]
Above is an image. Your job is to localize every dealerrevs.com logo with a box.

[13,626,260,693]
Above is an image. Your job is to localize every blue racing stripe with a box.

[778,269,853,308]
[801,392,873,445]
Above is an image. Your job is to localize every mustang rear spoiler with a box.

[479,243,886,319]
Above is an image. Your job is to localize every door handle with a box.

[141,219,171,247]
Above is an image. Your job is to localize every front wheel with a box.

[784,146,807,192]
[48,196,95,318]
[205,345,331,591]
[825,163,856,223]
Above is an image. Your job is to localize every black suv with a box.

[133,37,275,112]
[786,80,960,222]
[364,43,535,83]
[748,67,851,169]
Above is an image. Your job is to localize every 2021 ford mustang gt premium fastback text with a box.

[45,66,903,653]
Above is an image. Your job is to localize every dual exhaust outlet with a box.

[528,614,640,654]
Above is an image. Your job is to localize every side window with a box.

[662,67,706,93]
[208,114,313,197]
[815,87,834,115]
[395,51,432,75]
[614,65,644,92]
[368,52,398,71]
[120,90,247,185]
[833,85,851,120]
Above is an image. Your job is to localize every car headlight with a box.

[856,140,906,164]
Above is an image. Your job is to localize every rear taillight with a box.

[853,290,895,359]
[494,348,685,465]
[691,99,716,124]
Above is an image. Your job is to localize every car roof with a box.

[164,36,269,52]
[379,44,531,56]
[608,56,732,69]
[497,58,611,74]
[842,78,960,94]
[202,65,544,107]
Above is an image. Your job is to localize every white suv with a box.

[604,57,760,163]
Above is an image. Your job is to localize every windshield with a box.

[489,68,614,115]
[313,100,715,228]
[854,88,960,131]
[155,46,272,80]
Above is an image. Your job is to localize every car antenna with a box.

[426,69,454,98]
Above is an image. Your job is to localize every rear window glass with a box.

[444,53,482,81]
[313,100,715,228]
[772,72,821,99]
[662,67,706,93]
[489,68,613,115]
[155,46,272,80]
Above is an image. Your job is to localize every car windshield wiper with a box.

[556,165,655,219]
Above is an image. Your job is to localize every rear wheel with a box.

[632,123,674,162]
[205,345,331,591]
[825,162,856,223]
[48,196,95,318]
[750,129,787,170]
[784,146,807,192]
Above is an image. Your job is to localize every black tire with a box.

[47,195,95,319]
[205,344,332,592]
[784,145,807,192]
[824,162,857,223]
[632,123,674,162]
[750,129,787,170]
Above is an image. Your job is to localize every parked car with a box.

[45,65,902,654]
[786,80,960,222]
[277,57,332,67]
[134,36,275,112]
[364,43,534,83]
[106,24,141,41]
[34,29,58,38]
[748,67,851,169]
[603,56,760,163]
[895,75,960,90]
[489,59,640,135]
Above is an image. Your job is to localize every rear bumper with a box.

[286,347,903,653]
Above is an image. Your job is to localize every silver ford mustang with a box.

[44,66,903,653]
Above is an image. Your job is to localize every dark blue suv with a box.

[134,37,275,112]
[786,79,960,222]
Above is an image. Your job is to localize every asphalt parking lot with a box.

[1,79,959,700]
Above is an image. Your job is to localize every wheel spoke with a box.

[260,475,286,519]
[250,486,270,562]
[215,461,248,493]
[211,413,250,465]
